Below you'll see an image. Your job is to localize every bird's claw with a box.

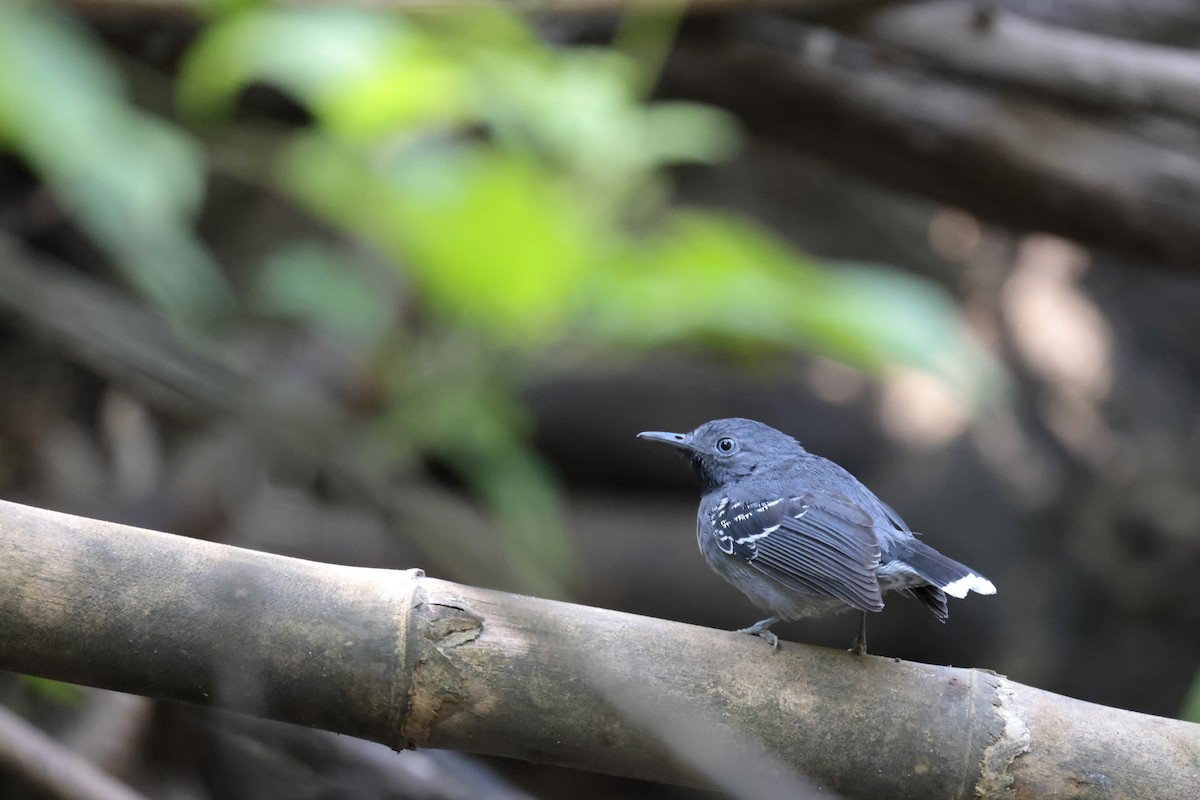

[735,618,781,650]
[736,627,779,649]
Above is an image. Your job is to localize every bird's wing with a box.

[876,497,914,534]
[711,492,884,612]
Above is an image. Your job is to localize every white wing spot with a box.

[736,524,780,545]
[793,504,810,520]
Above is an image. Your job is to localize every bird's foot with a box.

[735,617,781,650]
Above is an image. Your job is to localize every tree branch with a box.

[997,0,1200,44]
[2,498,1197,798]
[850,1,1200,122]
[662,17,1200,270]
[0,703,151,800]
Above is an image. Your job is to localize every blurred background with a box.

[1,0,1199,798]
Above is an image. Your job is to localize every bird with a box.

[637,418,995,654]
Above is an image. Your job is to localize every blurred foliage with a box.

[251,241,395,351]
[0,2,995,597]
[0,2,233,330]
[1183,668,1200,723]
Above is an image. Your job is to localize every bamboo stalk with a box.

[1,499,1197,797]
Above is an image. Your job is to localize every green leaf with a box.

[252,242,396,351]
[179,9,471,141]
[642,101,741,166]
[477,48,740,191]
[585,212,830,347]
[586,211,995,395]
[1182,667,1200,723]
[387,148,597,343]
[20,675,85,706]
[281,137,600,345]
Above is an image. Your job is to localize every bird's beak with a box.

[637,430,697,452]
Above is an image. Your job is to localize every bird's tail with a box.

[897,539,996,599]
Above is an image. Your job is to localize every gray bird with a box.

[638,418,995,653]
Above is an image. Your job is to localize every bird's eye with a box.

[716,437,738,454]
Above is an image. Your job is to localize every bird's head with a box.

[638,418,806,493]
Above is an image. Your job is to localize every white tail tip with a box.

[942,573,997,599]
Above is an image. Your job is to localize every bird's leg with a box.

[735,616,782,650]
[849,612,868,656]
